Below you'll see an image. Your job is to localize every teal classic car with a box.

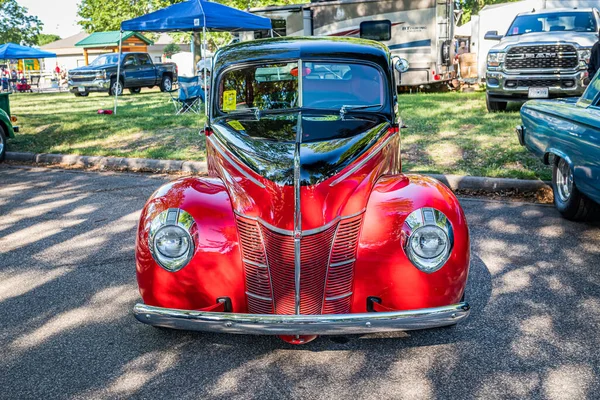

[518,72,600,220]
[0,92,18,162]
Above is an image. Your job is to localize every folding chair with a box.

[168,76,204,115]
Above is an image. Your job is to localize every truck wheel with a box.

[129,87,142,94]
[109,78,123,96]
[160,76,173,92]
[552,156,600,221]
[0,125,6,162]
[486,93,507,112]
[74,92,89,97]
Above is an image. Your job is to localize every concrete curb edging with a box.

[6,151,550,192]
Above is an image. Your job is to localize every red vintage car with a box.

[134,38,470,344]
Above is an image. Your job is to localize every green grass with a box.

[9,90,207,161]
[8,89,551,180]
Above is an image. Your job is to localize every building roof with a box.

[75,31,153,48]
[41,32,89,50]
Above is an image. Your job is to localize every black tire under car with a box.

[0,124,6,162]
[129,87,142,94]
[486,93,507,112]
[74,92,89,97]
[160,75,172,92]
[109,78,123,96]
[552,156,600,221]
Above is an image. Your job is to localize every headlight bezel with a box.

[95,70,107,80]
[402,208,454,274]
[487,52,506,67]
[149,208,196,272]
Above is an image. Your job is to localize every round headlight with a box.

[403,208,453,273]
[149,208,196,272]
[409,226,448,259]
[155,225,190,258]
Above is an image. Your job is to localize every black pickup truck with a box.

[68,52,178,97]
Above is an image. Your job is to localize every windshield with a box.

[506,12,597,36]
[90,54,119,66]
[217,61,385,114]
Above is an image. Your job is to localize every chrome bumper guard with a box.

[134,302,470,335]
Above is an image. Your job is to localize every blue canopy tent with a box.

[114,0,272,114]
[0,43,57,59]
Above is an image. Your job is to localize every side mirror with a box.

[484,30,503,40]
[123,59,135,67]
[394,58,410,73]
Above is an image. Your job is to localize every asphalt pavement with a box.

[1,164,599,400]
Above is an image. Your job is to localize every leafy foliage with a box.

[457,0,522,25]
[37,34,62,47]
[163,43,181,57]
[0,0,43,46]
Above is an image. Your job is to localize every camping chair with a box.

[168,76,204,115]
[29,75,40,92]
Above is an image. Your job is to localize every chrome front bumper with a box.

[486,69,587,100]
[133,302,470,335]
[68,79,110,93]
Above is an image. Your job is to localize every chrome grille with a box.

[69,72,99,82]
[505,45,578,70]
[236,214,363,315]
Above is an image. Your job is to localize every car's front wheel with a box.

[486,93,507,112]
[552,156,600,220]
[160,75,172,92]
[109,78,123,96]
[0,124,6,162]
[129,87,142,94]
[74,91,89,97]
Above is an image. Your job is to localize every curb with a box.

[6,151,550,192]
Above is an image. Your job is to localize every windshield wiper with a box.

[339,103,382,118]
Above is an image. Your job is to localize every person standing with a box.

[588,37,600,80]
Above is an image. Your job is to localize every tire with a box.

[160,75,173,92]
[129,87,142,94]
[552,156,600,221]
[486,93,507,112]
[0,124,6,162]
[109,78,123,96]
[74,92,89,97]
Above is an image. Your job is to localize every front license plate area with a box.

[77,87,86,93]
[528,87,549,98]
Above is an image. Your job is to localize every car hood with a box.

[208,112,398,231]
[491,31,598,51]
[70,64,114,73]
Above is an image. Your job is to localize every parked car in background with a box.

[68,52,177,97]
[485,8,600,112]
[132,37,471,345]
[518,70,600,220]
[0,92,18,162]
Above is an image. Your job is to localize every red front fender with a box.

[352,174,470,312]
[136,177,247,312]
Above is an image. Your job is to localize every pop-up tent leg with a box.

[113,30,123,115]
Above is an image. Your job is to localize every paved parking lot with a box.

[1,164,599,400]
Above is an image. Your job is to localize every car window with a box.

[578,70,600,107]
[506,12,597,36]
[89,54,119,66]
[137,54,152,65]
[123,55,138,66]
[218,62,298,112]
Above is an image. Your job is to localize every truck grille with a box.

[236,214,363,315]
[505,45,578,70]
[69,72,99,82]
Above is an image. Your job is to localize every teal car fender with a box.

[0,108,16,138]
[519,95,600,205]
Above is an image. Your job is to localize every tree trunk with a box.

[193,32,202,74]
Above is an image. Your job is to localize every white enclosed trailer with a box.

[244,0,456,87]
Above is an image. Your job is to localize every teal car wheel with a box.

[552,156,600,221]
[0,124,5,162]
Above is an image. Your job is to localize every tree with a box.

[37,34,62,47]
[0,0,43,46]
[163,43,181,57]
[457,0,521,25]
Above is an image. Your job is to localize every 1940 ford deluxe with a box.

[134,38,471,344]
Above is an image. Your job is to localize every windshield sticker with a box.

[227,120,245,131]
[223,90,237,111]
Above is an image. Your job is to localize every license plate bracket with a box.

[528,87,549,99]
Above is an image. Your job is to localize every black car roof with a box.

[213,37,391,74]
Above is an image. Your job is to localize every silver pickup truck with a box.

[484,8,600,112]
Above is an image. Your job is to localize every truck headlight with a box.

[487,52,506,67]
[578,49,591,67]
[403,208,453,273]
[149,208,196,272]
[95,70,107,80]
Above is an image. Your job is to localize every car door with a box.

[122,54,139,88]
[136,54,156,86]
